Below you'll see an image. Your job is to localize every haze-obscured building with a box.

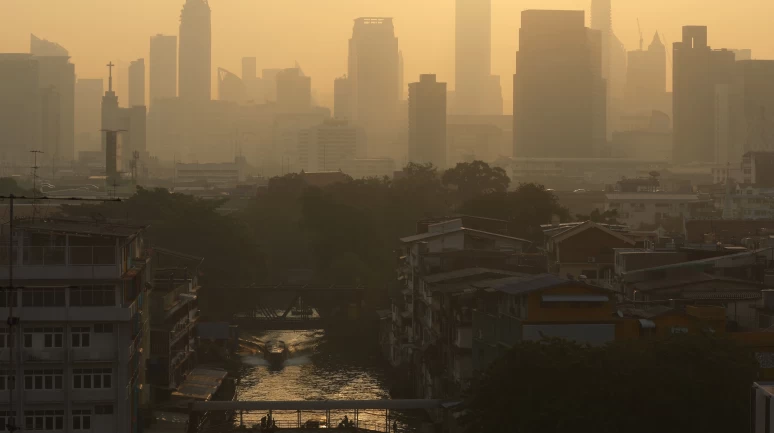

[513,10,606,159]
[128,58,145,107]
[409,74,447,169]
[626,33,668,116]
[75,78,104,152]
[0,54,41,167]
[276,68,311,113]
[455,0,502,116]
[149,34,177,106]
[179,0,211,102]
[297,119,365,173]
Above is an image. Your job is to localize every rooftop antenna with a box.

[637,19,643,51]
[107,61,115,92]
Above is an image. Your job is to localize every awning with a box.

[638,319,656,329]
[541,295,609,302]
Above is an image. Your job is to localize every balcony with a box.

[25,389,65,402]
[0,246,120,280]
[23,349,65,363]
[70,348,116,362]
[454,327,473,350]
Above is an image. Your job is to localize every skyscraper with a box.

[348,17,400,158]
[298,119,365,172]
[455,0,492,115]
[31,34,75,163]
[590,0,626,137]
[409,74,447,169]
[179,0,211,102]
[75,78,104,151]
[128,58,145,107]
[0,54,41,165]
[241,57,264,104]
[625,33,667,114]
[333,76,351,120]
[513,10,606,158]
[149,34,176,106]
[217,68,245,103]
[673,26,735,164]
[276,68,311,113]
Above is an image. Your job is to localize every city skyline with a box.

[1,0,770,113]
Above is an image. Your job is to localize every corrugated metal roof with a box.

[422,267,523,284]
[605,193,701,201]
[480,274,574,295]
[399,228,531,245]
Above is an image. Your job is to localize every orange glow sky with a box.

[1,0,769,111]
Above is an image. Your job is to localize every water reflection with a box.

[235,330,422,431]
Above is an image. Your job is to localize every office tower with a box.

[0,217,152,433]
[398,51,405,101]
[334,76,351,119]
[75,78,104,152]
[217,68,245,103]
[673,26,736,164]
[298,119,365,172]
[241,57,263,104]
[455,0,496,115]
[262,68,282,102]
[732,61,774,155]
[31,35,75,163]
[348,17,400,158]
[276,68,311,113]
[590,0,626,137]
[149,34,177,106]
[0,54,41,165]
[179,0,211,101]
[513,10,607,158]
[102,62,147,170]
[409,75,447,169]
[625,33,667,114]
[128,58,145,107]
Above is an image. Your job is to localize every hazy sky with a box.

[1,0,770,111]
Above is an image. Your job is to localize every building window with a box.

[671,327,689,334]
[70,286,115,307]
[0,411,16,431]
[0,370,15,391]
[72,410,91,430]
[0,293,17,308]
[73,368,112,389]
[93,324,113,334]
[94,405,113,415]
[71,327,90,348]
[23,327,63,348]
[21,288,65,307]
[24,410,64,431]
[24,369,63,390]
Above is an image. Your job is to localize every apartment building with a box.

[0,218,151,433]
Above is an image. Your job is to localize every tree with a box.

[459,183,571,241]
[576,208,621,224]
[442,161,510,202]
[460,335,758,433]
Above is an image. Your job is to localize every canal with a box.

[235,330,423,431]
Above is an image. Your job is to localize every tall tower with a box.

[409,75,447,169]
[149,34,177,107]
[455,0,492,115]
[513,10,607,158]
[179,0,211,102]
[348,17,400,159]
[128,58,145,107]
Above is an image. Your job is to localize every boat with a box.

[263,340,289,367]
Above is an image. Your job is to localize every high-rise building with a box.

[513,10,607,158]
[75,78,104,152]
[673,26,736,164]
[409,74,447,168]
[102,62,147,172]
[333,76,351,120]
[179,0,211,101]
[0,54,41,166]
[262,68,282,102]
[276,68,311,113]
[128,58,145,107]
[241,57,263,104]
[217,68,245,103]
[455,0,496,115]
[625,33,667,115]
[298,119,365,172]
[731,61,774,156]
[31,34,75,163]
[590,0,626,138]
[348,17,400,158]
[149,34,177,106]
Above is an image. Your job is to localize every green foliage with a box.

[575,208,622,224]
[442,161,510,202]
[459,183,571,241]
[0,177,35,196]
[460,335,758,433]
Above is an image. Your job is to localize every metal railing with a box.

[0,246,117,266]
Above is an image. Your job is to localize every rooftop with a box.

[476,273,601,296]
[422,267,522,285]
[12,218,146,238]
[400,227,531,245]
[605,193,701,201]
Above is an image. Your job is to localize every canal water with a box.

[235,330,423,431]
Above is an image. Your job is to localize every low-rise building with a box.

[605,192,704,228]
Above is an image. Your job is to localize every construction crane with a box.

[637,18,643,51]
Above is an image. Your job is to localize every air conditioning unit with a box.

[587,257,596,263]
